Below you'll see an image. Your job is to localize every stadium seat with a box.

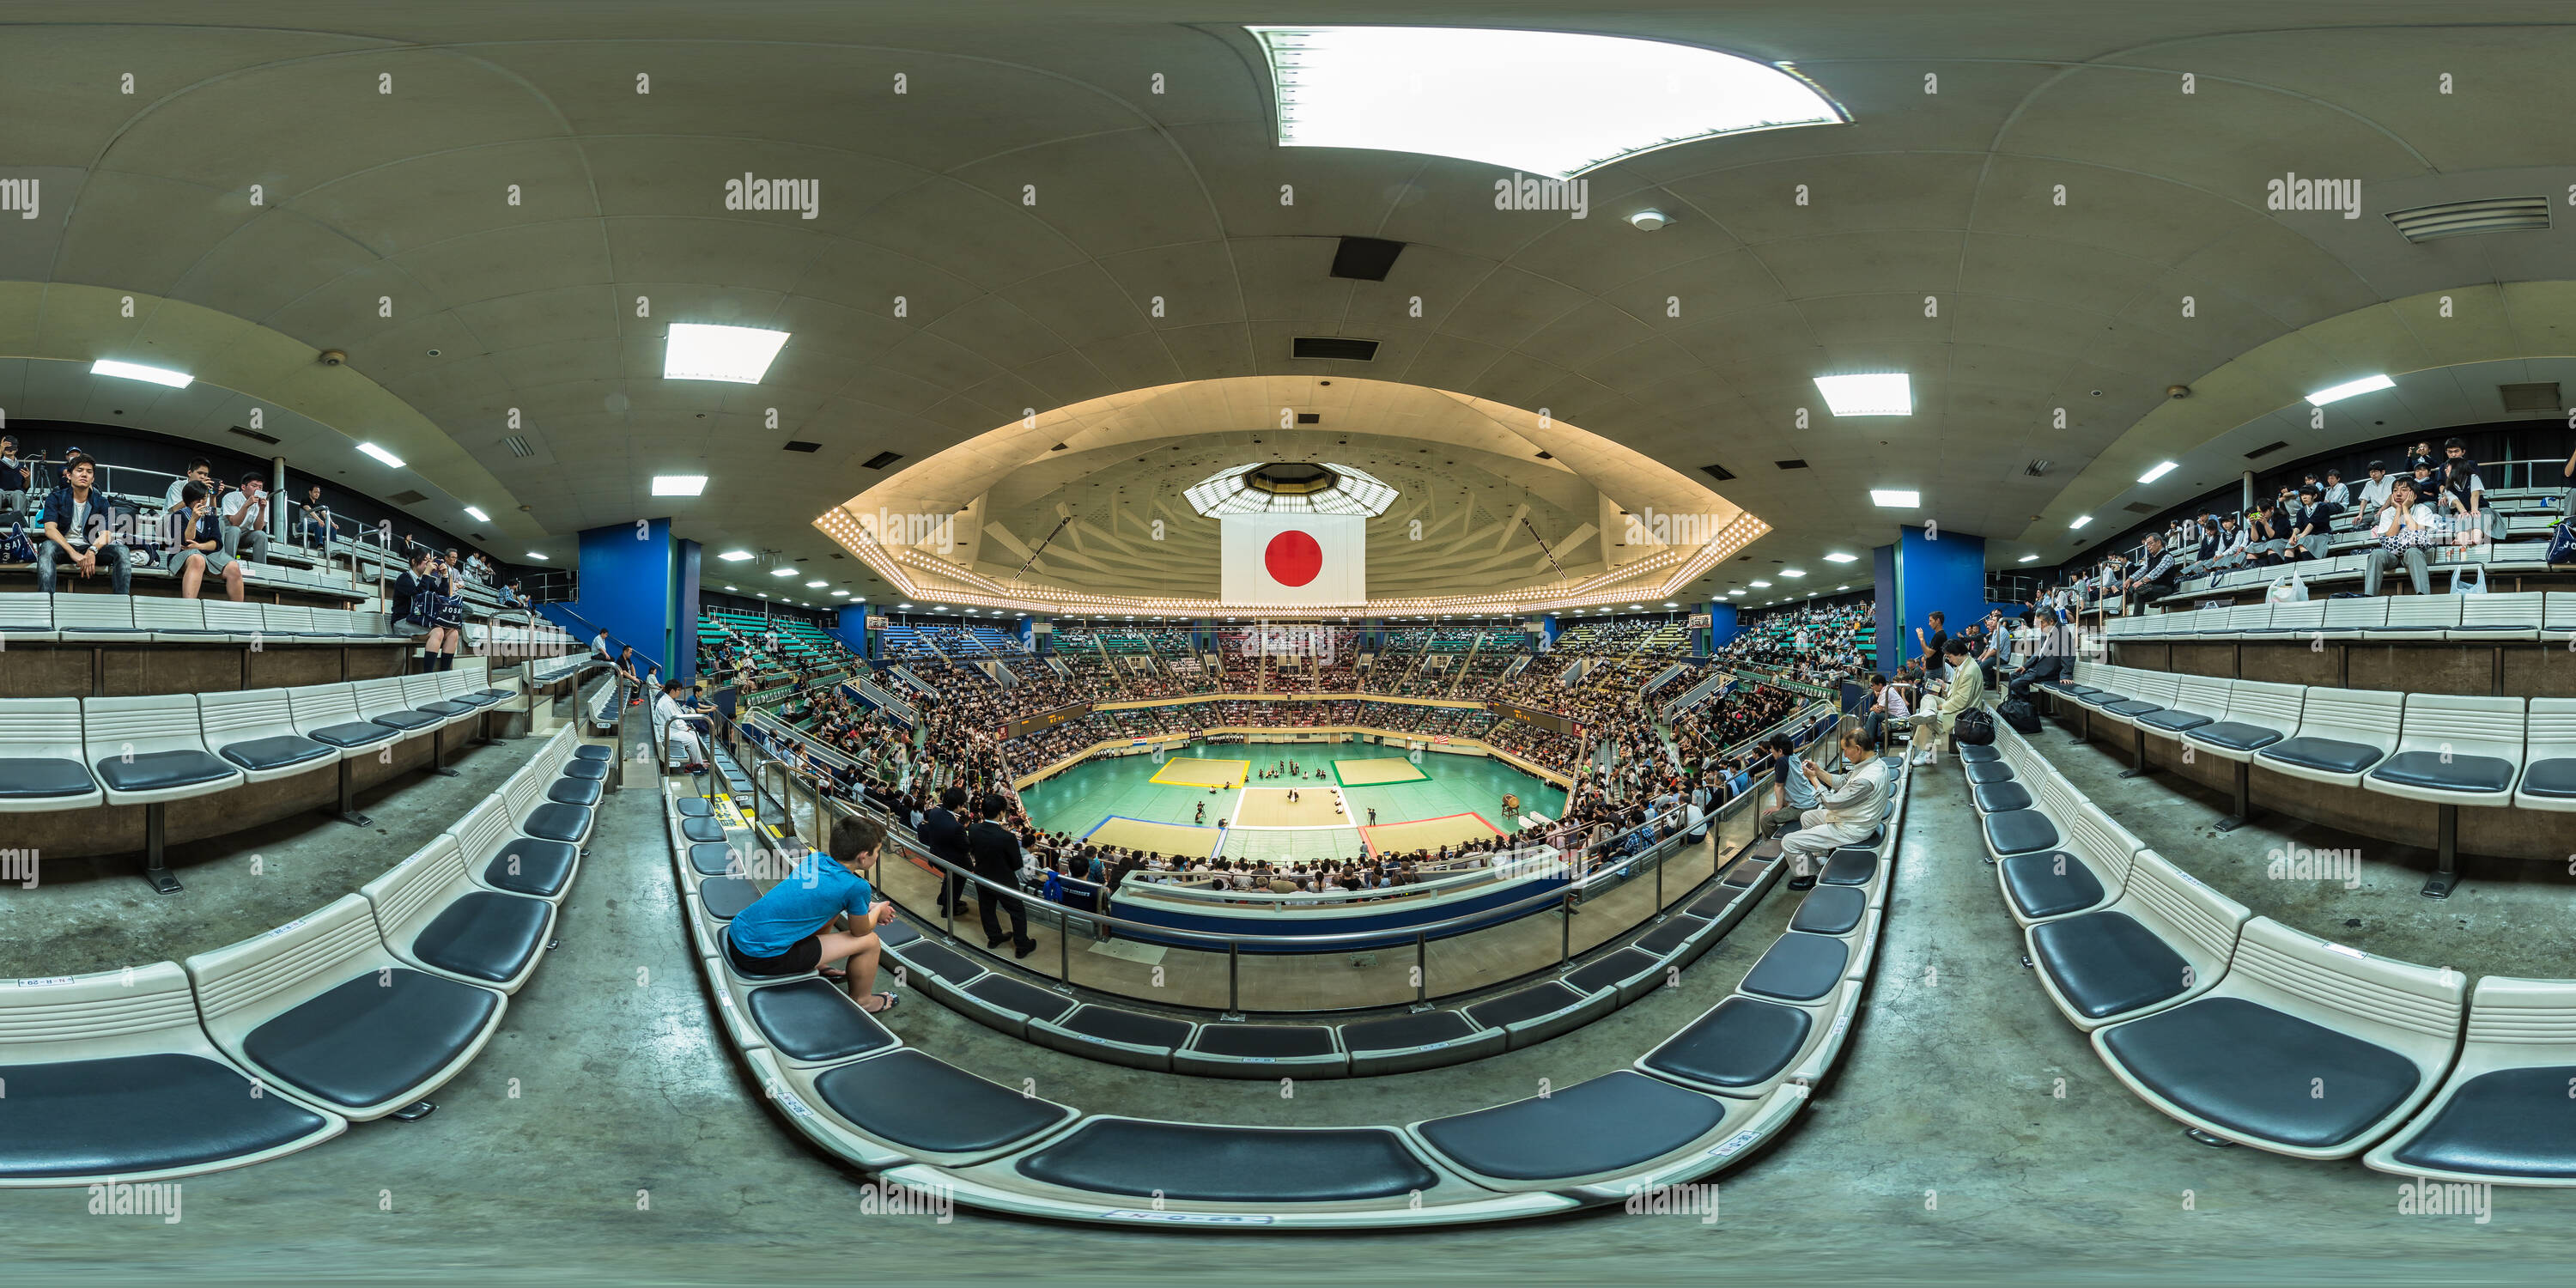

[446,793,580,902]
[198,689,337,782]
[2182,680,2303,760]
[285,683,404,753]
[2257,686,2403,787]
[2361,694,2525,805]
[1173,1023,1346,1078]
[1464,979,1614,1050]
[0,961,346,1187]
[362,835,556,993]
[83,695,243,805]
[2093,918,2464,1158]
[2513,698,2576,813]
[2025,850,2248,1030]
[2366,976,2576,1185]
[1997,799,2141,927]
[1339,1009,1507,1077]
[753,1047,1078,1170]
[1030,1005,1198,1073]
[0,592,58,644]
[0,698,105,811]
[185,894,507,1120]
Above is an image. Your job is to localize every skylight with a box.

[1246,26,1842,180]
[664,323,789,384]
[91,359,192,388]
[2306,374,2393,406]
[1815,374,1911,416]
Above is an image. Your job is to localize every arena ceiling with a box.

[11,2,2576,611]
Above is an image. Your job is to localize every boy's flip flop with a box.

[860,991,900,1014]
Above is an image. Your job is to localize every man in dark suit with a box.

[918,786,972,918]
[969,793,1036,957]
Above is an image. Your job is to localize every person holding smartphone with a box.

[723,815,900,1012]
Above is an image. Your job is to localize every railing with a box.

[682,694,1844,1014]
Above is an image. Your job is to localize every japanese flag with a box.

[1220,513,1365,605]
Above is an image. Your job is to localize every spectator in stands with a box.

[2287,483,2339,561]
[421,551,468,672]
[164,482,247,602]
[498,577,526,610]
[0,435,28,529]
[920,786,973,918]
[1862,673,1909,749]
[35,453,132,595]
[2562,445,2576,519]
[2436,444,2496,544]
[617,645,642,705]
[296,483,336,549]
[389,550,433,631]
[162,458,219,513]
[2120,532,2179,613]
[220,472,273,565]
[2005,609,2068,703]
[2366,477,2439,597]
[1780,724,1890,891]
[2356,461,2393,524]
[969,793,1037,958]
[724,815,900,1012]
[1758,732,1817,837]
[2321,468,2349,508]
[1912,611,1947,677]
[654,680,710,772]
[1904,639,1984,766]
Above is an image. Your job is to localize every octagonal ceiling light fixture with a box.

[665,323,789,384]
[1815,374,1911,416]
[1246,26,1843,180]
[1185,461,1398,517]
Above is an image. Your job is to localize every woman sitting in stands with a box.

[723,815,899,1012]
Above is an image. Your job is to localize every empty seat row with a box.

[0,726,599,1188]
[2106,591,2576,642]
[2044,663,2576,812]
[665,749,1911,1225]
[1977,716,2576,1183]
[0,592,407,644]
[2160,542,2565,604]
[0,667,519,814]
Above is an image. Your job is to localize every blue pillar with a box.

[572,519,677,681]
[674,538,701,684]
[834,605,872,659]
[1880,526,1985,671]
[1704,600,1739,654]
[1539,614,1559,651]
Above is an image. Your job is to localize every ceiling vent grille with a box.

[226,425,280,446]
[1774,459,1808,471]
[860,451,902,470]
[386,489,428,506]
[2244,440,2291,460]
[2124,501,2160,514]
[1291,337,1379,361]
[782,440,821,453]
[1328,237,1405,281]
[2499,381,2561,414]
[2385,197,2549,243]
[1701,463,1736,483]
[2024,458,2051,477]
[1295,412,1321,424]
[501,434,535,458]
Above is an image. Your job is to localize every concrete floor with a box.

[7,713,2572,1286]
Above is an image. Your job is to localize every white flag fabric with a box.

[1220,513,1365,605]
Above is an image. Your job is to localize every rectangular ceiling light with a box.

[1750,580,1772,588]
[1868,489,1918,507]
[462,505,489,522]
[830,589,849,597]
[91,359,192,388]
[1815,374,1911,416]
[355,442,406,468]
[2137,461,2178,484]
[526,551,550,561]
[1823,551,1858,562]
[651,475,707,496]
[2306,374,2394,406]
[716,549,755,562]
[1781,568,1807,578]
[804,580,826,588]
[664,323,790,384]
[2018,553,2038,562]
[2069,514,2093,529]
[770,568,797,578]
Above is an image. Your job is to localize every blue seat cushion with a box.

[2190,721,2283,753]
[744,977,897,1063]
[687,841,736,877]
[546,777,604,808]
[2391,1066,2576,1179]
[410,890,551,983]
[1416,1071,1726,1181]
[1188,1024,1337,1059]
[1819,847,1878,887]
[1739,933,1848,1003]
[1020,1117,1432,1201]
[678,815,724,843]
[522,803,591,843]
[241,969,499,1110]
[0,756,97,799]
[699,875,759,920]
[1641,997,1812,1090]
[1340,1009,1477,1055]
[1973,781,2033,813]
[1789,885,1866,936]
[2099,996,2421,1149]
[370,710,440,731]
[307,720,398,749]
[2000,852,2105,919]
[1467,981,1587,1030]
[482,836,577,896]
[2103,700,2165,718]
[1965,761,2014,786]
[1957,744,2000,762]
[94,749,234,793]
[2136,708,2214,732]
[0,1053,331,1178]
[220,735,335,774]
[2368,750,2516,795]
[812,1049,1068,1157]
[2522,757,2576,799]
[2262,737,2385,775]
[2029,911,2190,1019]
[677,797,714,817]
[1054,1005,1194,1051]
[562,759,609,781]
[1984,807,2060,856]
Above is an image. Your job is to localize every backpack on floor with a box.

[1951,708,1996,747]
[1998,697,2042,734]
[2549,516,2576,568]
[0,523,33,566]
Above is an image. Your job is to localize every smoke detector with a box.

[1627,210,1669,231]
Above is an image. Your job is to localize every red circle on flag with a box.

[1264,530,1322,586]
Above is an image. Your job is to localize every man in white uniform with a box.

[1781,725,1892,890]
[653,680,710,772]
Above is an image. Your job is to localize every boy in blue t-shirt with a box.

[725,814,900,1013]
